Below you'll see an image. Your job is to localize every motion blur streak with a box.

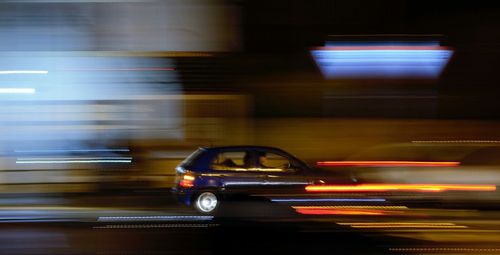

[311,45,453,78]
[94,224,219,229]
[14,148,130,153]
[338,222,457,226]
[317,161,460,167]
[270,198,387,202]
[0,88,35,94]
[292,206,408,210]
[347,225,469,228]
[0,70,48,74]
[305,184,497,192]
[16,157,132,164]
[98,216,213,222]
[389,248,500,252]
[293,206,409,216]
[412,140,500,143]
[16,160,131,164]
[62,67,175,71]
[295,208,386,215]
[338,222,468,229]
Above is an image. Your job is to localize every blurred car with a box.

[172,146,351,214]
[173,145,500,214]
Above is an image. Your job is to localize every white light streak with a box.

[98,215,213,222]
[0,88,35,94]
[16,157,132,164]
[0,70,48,74]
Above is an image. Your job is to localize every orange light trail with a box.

[293,206,408,216]
[305,184,496,193]
[337,222,468,229]
[338,222,457,226]
[317,161,460,167]
[349,225,467,229]
[292,206,408,210]
[295,208,386,216]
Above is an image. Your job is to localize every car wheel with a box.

[194,191,219,214]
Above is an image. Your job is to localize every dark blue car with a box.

[172,146,327,214]
[173,145,500,214]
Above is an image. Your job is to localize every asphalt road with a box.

[1,193,500,254]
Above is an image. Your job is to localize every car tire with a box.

[193,191,219,214]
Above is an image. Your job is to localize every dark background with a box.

[207,1,500,119]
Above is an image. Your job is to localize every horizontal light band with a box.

[94,224,218,229]
[271,198,386,202]
[305,184,496,193]
[293,206,408,216]
[295,208,386,215]
[412,140,500,143]
[317,46,450,51]
[292,206,408,210]
[16,160,131,164]
[0,88,35,94]
[17,157,132,160]
[63,67,174,71]
[15,148,130,153]
[338,222,456,225]
[326,42,441,47]
[311,46,452,79]
[98,216,213,222]
[350,225,466,228]
[317,161,460,167]
[0,70,48,74]
[389,248,500,252]
[338,222,467,229]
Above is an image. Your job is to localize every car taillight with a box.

[179,173,195,188]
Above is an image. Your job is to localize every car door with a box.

[255,150,311,195]
[210,149,268,196]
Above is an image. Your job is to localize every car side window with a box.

[255,152,296,172]
[211,151,253,171]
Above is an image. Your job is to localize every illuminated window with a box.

[211,151,253,171]
[255,152,295,172]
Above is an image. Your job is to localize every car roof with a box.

[181,145,309,172]
[200,145,286,152]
